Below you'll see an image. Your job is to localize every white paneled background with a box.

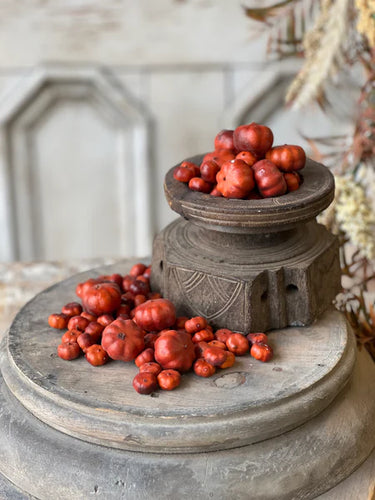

[0,0,348,262]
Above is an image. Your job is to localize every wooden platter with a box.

[0,262,375,499]
[3,264,354,454]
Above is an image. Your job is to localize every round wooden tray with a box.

[3,262,354,454]
[1,262,375,500]
[164,156,334,233]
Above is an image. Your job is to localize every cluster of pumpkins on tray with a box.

[48,263,273,395]
[173,122,306,199]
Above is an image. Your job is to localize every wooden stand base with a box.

[0,263,374,499]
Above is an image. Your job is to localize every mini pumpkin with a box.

[81,282,122,316]
[133,298,176,332]
[154,330,196,372]
[101,318,145,362]
[252,159,287,198]
[216,159,255,199]
[233,122,273,158]
[266,145,306,172]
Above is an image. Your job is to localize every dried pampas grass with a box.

[286,0,352,108]
[355,0,375,47]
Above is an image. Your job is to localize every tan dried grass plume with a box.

[286,0,352,108]
[355,0,375,46]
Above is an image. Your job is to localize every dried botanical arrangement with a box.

[245,0,375,358]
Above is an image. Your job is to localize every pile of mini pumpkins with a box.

[173,122,306,199]
[48,263,273,395]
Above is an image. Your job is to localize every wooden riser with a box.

[0,263,374,498]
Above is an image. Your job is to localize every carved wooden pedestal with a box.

[0,263,375,499]
[151,157,341,332]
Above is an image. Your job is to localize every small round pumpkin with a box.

[214,129,234,150]
[135,347,155,367]
[250,342,274,362]
[203,346,228,367]
[154,330,196,372]
[226,333,249,356]
[216,159,255,199]
[48,313,68,330]
[284,172,301,192]
[194,358,216,378]
[157,369,181,391]
[233,122,273,158]
[252,159,287,198]
[133,372,158,394]
[101,318,145,362]
[200,160,221,183]
[133,298,176,332]
[81,282,122,316]
[57,342,81,361]
[85,344,109,366]
[139,362,162,376]
[266,144,306,172]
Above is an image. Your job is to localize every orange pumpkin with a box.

[157,369,181,390]
[81,282,122,316]
[233,123,273,158]
[266,145,306,172]
[101,318,145,362]
[133,298,176,332]
[252,160,287,198]
[214,129,234,150]
[250,343,273,362]
[194,358,216,378]
[284,172,301,192]
[216,159,255,199]
[154,330,196,372]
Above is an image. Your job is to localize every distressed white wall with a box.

[0,1,343,262]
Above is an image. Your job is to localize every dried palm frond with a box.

[243,0,319,58]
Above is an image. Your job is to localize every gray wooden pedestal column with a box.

[0,263,374,499]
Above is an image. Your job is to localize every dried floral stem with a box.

[286,0,352,108]
[245,1,375,359]
[355,0,375,46]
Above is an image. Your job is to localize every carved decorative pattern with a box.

[171,266,244,322]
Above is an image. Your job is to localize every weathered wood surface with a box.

[153,159,341,332]
[0,261,374,498]
[164,157,335,233]
[3,262,353,453]
[0,343,374,499]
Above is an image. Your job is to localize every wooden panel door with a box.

[0,66,153,261]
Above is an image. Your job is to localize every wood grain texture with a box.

[2,262,354,454]
[164,157,335,233]
[154,159,341,332]
[0,345,374,499]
